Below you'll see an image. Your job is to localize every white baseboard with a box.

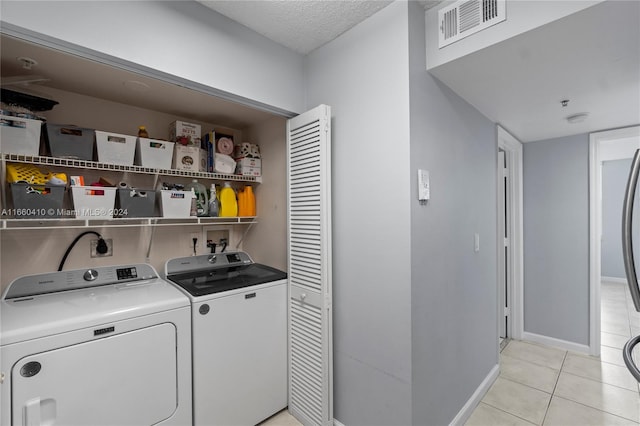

[334,420,345,426]
[522,332,590,355]
[449,364,500,426]
[601,276,627,285]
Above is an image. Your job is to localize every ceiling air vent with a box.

[438,0,506,48]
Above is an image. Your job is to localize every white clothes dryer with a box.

[0,264,192,426]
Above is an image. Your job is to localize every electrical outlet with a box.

[90,239,113,258]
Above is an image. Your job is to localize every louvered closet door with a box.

[287,104,332,426]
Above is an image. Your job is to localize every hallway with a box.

[466,280,640,425]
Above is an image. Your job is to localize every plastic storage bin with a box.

[135,138,175,169]
[10,183,65,218]
[95,131,136,166]
[159,190,192,218]
[116,188,156,217]
[71,186,117,218]
[0,114,42,156]
[45,124,94,160]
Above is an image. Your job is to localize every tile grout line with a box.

[549,395,640,425]
[477,399,539,426]
[539,349,568,426]
[560,369,640,393]
[487,375,553,425]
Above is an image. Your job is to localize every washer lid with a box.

[167,263,287,297]
[1,265,189,346]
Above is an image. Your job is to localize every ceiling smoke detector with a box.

[566,113,589,124]
[17,56,38,70]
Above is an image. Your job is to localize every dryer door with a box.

[11,323,177,426]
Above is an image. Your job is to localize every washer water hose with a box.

[58,231,108,271]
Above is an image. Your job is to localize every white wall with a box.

[0,0,305,114]
[243,116,288,272]
[523,133,590,345]
[305,2,413,424]
[602,159,633,279]
[425,0,603,69]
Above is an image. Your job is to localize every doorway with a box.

[497,126,524,349]
[588,126,640,356]
[497,148,509,347]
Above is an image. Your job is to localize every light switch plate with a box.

[418,169,430,201]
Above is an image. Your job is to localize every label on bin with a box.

[107,135,127,144]
[170,192,185,199]
[60,127,83,136]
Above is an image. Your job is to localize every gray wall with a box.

[408,3,499,425]
[602,159,633,279]
[523,134,589,345]
[305,2,499,424]
[305,3,413,424]
[0,1,305,114]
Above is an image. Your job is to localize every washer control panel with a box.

[166,251,253,275]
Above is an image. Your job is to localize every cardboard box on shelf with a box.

[172,145,206,172]
[169,120,201,146]
[236,158,262,177]
[236,158,261,169]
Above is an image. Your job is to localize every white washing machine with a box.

[165,252,287,426]
[0,264,192,426]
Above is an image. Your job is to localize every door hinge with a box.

[504,237,509,247]
[504,307,511,317]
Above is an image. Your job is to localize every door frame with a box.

[588,125,640,356]
[497,126,524,341]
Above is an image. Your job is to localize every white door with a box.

[11,323,177,426]
[287,104,333,426]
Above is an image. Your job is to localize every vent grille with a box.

[459,0,480,33]
[484,0,499,22]
[438,0,506,48]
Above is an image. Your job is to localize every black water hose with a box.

[58,231,107,271]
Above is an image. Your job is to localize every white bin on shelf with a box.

[95,131,136,166]
[136,138,174,169]
[159,190,192,218]
[71,186,117,219]
[0,114,42,156]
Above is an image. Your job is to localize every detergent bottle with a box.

[219,182,238,217]
[237,185,256,217]
[237,187,247,217]
[244,185,256,216]
[208,183,219,217]
[185,179,208,216]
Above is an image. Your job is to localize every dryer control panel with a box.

[2,264,157,300]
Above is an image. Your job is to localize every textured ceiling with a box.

[198,1,442,54]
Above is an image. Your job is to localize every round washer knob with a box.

[83,269,99,281]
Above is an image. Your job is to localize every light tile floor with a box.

[263,281,640,426]
[260,409,302,426]
[467,280,640,426]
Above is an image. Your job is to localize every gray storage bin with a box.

[116,188,156,217]
[11,183,65,218]
[45,124,94,160]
